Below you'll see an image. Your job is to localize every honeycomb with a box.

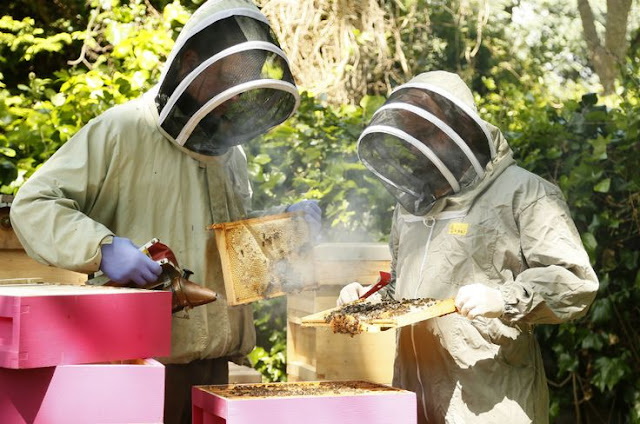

[301,297,457,334]
[212,212,315,305]
[325,298,438,335]
[200,381,405,399]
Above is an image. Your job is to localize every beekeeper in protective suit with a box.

[338,71,598,423]
[10,1,321,423]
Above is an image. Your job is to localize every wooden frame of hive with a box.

[1,358,165,424]
[0,282,171,369]
[300,298,457,333]
[192,380,417,424]
[211,212,316,306]
[286,243,396,384]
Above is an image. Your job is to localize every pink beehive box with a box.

[0,358,164,424]
[192,380,417,424]
[0,282,171,368]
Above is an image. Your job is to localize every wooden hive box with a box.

[211,212,315,306]
[0,358,164,424]
[287,243,396,384]
[192,381,416,424]
[0,195,87,284]
[0,282,171,369]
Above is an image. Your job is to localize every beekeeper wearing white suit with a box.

[338,71,598,423]
[10,1,320,422]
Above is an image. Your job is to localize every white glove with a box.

[337,282,381,306]
[455,283,504,320]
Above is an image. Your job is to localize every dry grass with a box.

[257,0,409,103]
[257,0,487,104]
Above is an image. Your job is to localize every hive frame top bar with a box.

[209,211,303,230]
[197,380,410,399]
[301,298,457,333]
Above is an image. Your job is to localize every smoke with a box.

[319,186,396,244]
[266,245,315,295]
[251,214,316,297]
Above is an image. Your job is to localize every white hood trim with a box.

[176,79,299,146]
[158,40,292,125]
[374,103,486,178]
[358,125,461,195]
[157,7,270,87]
[392,82,496,158]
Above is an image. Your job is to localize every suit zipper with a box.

[412,216,436,423]
[408,210,466,422]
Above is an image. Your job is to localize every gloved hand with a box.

[336,282,381,306]
[455,283,505,320]
[100,237,162,286]
[286,199,322,239]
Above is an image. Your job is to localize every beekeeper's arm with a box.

[10,118,159,284]
[456,193,599,324]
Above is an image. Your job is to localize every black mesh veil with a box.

[358,84,492,215]
[156,13,299,156]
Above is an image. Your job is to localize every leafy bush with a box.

[0,1,186,194]
[248,297,287,382]
[247,92,395,241]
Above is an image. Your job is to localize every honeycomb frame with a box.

[211,212,316,305]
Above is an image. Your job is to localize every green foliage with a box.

[246,92,395,241]
[0,16,73,62]
[0,1,184,194]
[378,0,608,101]
[248,297,287,382]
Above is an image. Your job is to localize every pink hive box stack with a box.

[192,380,417,424]
[0,282,172,424]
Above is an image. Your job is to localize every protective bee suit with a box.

[357,71,598,423]
[11,0,298,367]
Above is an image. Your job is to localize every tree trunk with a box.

[577,0,633,94]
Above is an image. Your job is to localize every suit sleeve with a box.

[9,118,117,273]
[500,193,599,324]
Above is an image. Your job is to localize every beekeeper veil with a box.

[358,71,495,215]
[155,0,299,156]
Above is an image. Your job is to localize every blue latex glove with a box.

[286,199,322,239]
[99,237,162,286]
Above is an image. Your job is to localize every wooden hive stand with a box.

[287,243,396,384]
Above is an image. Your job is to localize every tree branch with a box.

[572,372,582,423]
[577,0,601,54]
[577,0,618,93]
[67,7,99,69]
[605,0,633,61]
